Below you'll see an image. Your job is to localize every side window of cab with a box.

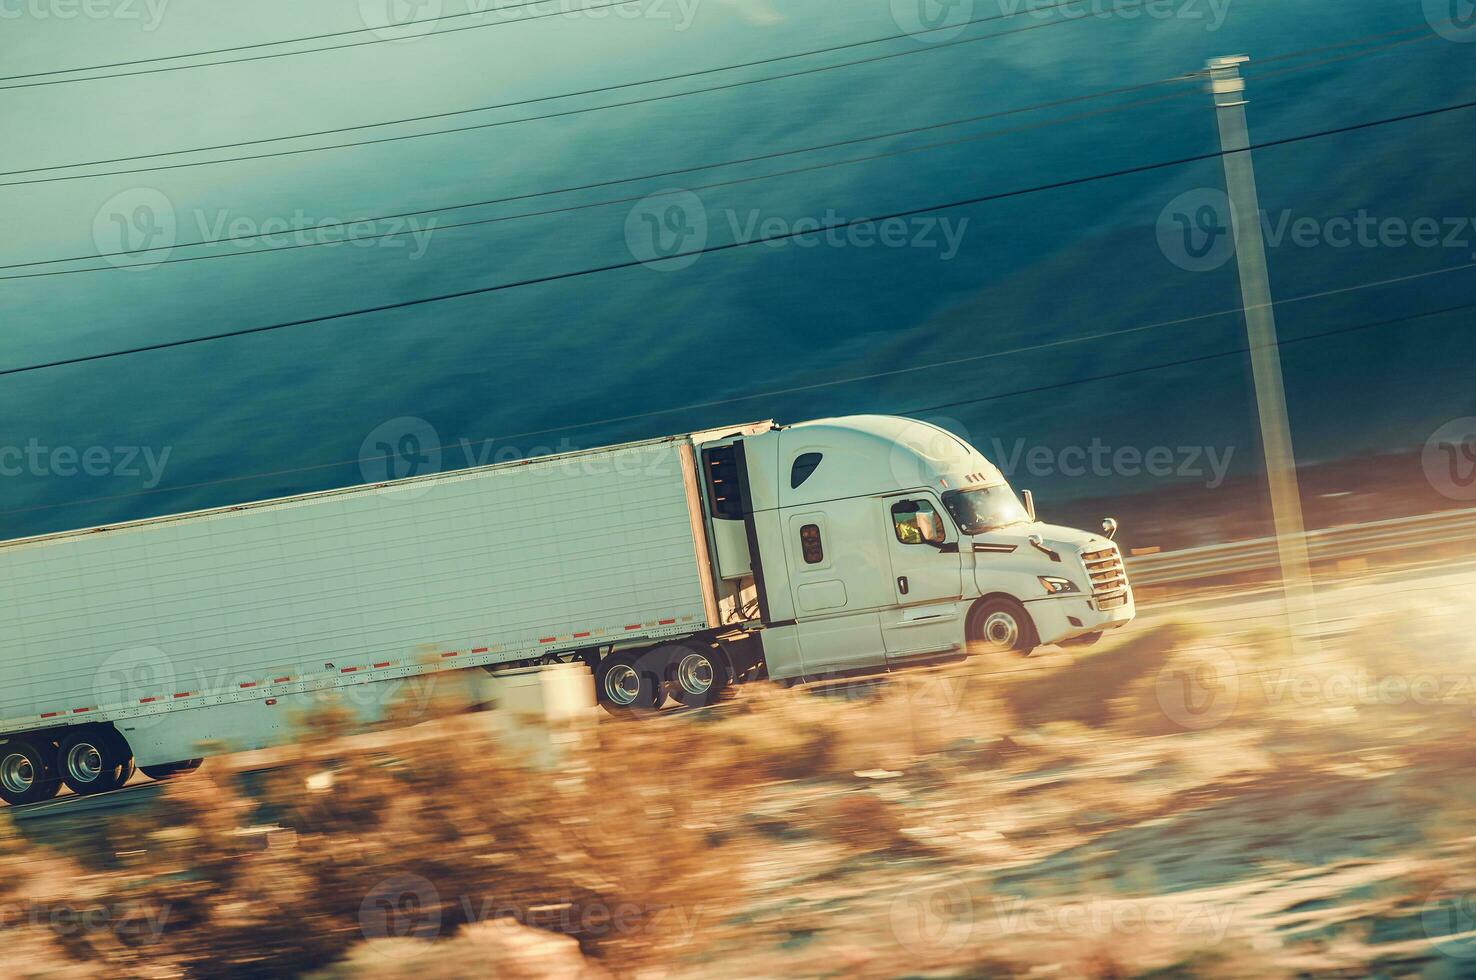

[891,499,946,545]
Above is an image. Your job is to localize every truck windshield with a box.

[942,486,1030,534]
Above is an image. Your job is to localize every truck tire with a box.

[0,739,61,806]
[664,645,732,708]
[967,597,1038,658]
[97,729,135,791]
[108,755,137,791]
[58,728,131,796]
[595,654,662,716]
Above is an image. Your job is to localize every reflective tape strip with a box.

[139,697,157,704]
[173,692,192,699]
[373,661,391,669]
[341,667,358,674]
[471,647,488,654]
[624,624,641,631]
[658,618,675,625]
[441,651,458,658]
[573,631,590,639]
[539,637,556,644]
[73,707,92,714]
[274,676,292,684]
[39,712,58,719]
[240,682,257,688]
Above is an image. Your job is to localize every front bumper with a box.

[1022,590,1135,645]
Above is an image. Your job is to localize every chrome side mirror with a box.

[1021,489,1036,522]
[1101,517,1118,540]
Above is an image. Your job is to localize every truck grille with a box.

[1082,546,1128,599]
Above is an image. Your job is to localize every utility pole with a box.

[1206,55,1318,655]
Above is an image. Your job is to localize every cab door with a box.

[781,501,887,678]
[879,493,965,660]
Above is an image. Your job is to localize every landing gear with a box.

[0,739,60,806]
[967,597,1038,658]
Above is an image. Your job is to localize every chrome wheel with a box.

[0,752,35,795]
[982,611,1020,649]
[65,741,104,785]
[675,653,714,696]
[602,662,641,706]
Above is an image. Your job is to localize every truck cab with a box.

[699,415,1133,683]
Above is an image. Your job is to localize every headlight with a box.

[1038,576,1081,596]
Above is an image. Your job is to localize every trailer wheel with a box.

[0,739,60,806]
[665,646,732,708]
[595,655,661,716]
[97,729,135,791]
[107,754,137,791]
[967,597,1038,657]
[58,729,131,796]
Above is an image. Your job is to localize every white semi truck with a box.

[0,415,1132,805]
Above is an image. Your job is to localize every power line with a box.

[0,11,1101,186]
[0,24,1430,276]
[4,269,1472,518]
[1253,29,1443,81]
[0,76,1193,272]
[3,97,1473,377]
[4,0,1433,90]
[1,88,1200,279]
[0,0,1093,177]
[0,0,658,91]
[901,300,1476,417]
[2,7,1428,181]
[1253,20,1440,66]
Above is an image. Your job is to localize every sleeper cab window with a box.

[799,523,824,564]
[790,452,823,489]
[892,499,945,545]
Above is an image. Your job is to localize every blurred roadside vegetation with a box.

[1,613,1473,978]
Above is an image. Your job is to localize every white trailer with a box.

[0,415,1133,805]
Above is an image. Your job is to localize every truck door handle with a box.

[897,576,908,595]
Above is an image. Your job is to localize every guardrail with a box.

[1125,506,1476,586]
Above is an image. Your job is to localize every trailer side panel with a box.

[0,439,709,733]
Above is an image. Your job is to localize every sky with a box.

[0,0,1473,540]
